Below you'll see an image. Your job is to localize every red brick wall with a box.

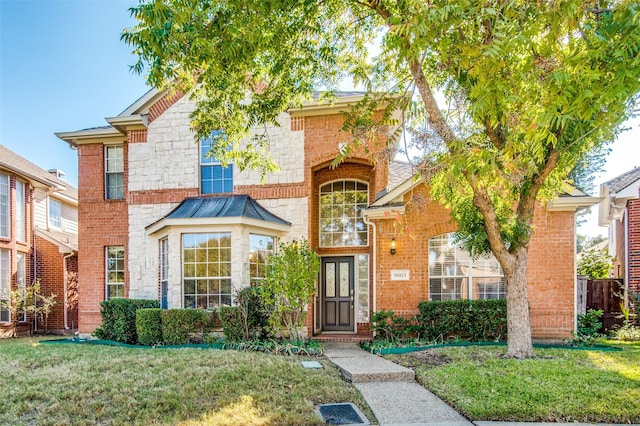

[77,143,129,333]
[628,197,640,293]
[371,184,577,340]
[35,237,78,332]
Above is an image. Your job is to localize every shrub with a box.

[94,299,159,344]
[136,308,163,345]
[371,310,416,341]
[577,250,613,279]
[262,238,320,341]
[574,309,603,345]
[416,299,507,342]
[161,309,218,345]
[219,306,244,342]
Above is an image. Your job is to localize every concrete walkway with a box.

[323,342,637,426]
[323,342,472,425]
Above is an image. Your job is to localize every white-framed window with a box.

[183,233,232,308]
[0,248,10,322]
[249,234,274,286]
[105,145,124,200]
[106,246,125,299]
[16,181,26,241]
[0,174,9,238]
[319,180,369,247]
[17,252,26,322]
[357,254,370,323]
[160,238,169,309]
[200,134,233,194]
[428,233,505,301]
[48,198,62,229]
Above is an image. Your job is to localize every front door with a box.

[321,257,354,332]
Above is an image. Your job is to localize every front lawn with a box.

[0,338,373,425]
[386,342,640,423]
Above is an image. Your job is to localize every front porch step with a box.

[312,333,373,343]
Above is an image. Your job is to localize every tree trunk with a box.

[503,248,533,358]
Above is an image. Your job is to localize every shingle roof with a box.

[603,166,640,194]
[0,145,77,199]
[165,195,290,225]
[387,160,415,191]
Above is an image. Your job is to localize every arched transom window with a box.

[428,233,505,301]
[319,180,368,247]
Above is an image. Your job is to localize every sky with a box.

[1,0,638,238]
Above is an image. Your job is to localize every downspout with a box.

[63,251,74,330]
[624,211,629,309]
[362,215,377,336]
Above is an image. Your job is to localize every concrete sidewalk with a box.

[323,342,471,425]
[322,342,637,426]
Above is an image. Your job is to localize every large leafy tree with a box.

[124,0,640,358]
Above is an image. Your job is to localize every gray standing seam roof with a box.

[165,195,291,226]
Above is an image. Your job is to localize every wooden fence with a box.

[586,278,624,332]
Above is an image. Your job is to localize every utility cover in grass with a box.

[316,403,369,425]
[301,361,323,369]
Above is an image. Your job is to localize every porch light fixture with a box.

[390,237,397,255]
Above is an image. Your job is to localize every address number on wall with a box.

[390,270,410,281]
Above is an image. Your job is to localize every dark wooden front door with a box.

[321,257,354,331]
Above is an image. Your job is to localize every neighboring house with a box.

[0,145,78,336]
[57,89,597,340]
[599,166,640,294]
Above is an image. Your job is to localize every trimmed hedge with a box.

[416,299,507,342]
[161,309,218,345]
[136,308,163,345]
[219,306,244,342]
[94,298,159,344]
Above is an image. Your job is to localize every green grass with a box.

[386,341,640,423]
[0,338,374,425]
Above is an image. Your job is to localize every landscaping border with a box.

[362,341,623,355]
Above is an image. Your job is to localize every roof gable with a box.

[603,166,640,194]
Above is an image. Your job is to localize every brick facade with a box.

[64,90,582,340]
[628,196,640,293]
[77,143,129,332]
[369,185,578,340]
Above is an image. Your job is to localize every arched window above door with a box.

[319,180,369,247]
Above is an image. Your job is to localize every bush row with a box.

[416,299,507,342]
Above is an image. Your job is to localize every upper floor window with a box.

[0,174,8,238]
[15,181,26,241]
[249,234,274,286]
[49,198,62,229]
[106,246,125,299]
[200,134,233,194]
[105,145,124,200]
[428,233,505,301]
[319,180,368,247]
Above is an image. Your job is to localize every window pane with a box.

[16,181,26,241]
[200,134,233,194]
[106,246,125,300]
[0,174,8,238]
[319,180,368,247]
[428,233,505,301]
[0,249,10,321]
[182,233,232,307]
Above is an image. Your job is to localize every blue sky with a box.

[1,0,637,237]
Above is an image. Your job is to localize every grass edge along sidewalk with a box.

[384,341,640,424]
[0,337,374,425]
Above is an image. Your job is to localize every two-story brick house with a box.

[57,89,597,339]
[0,145,78,336]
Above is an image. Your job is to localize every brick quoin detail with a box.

[148,91,184,123]
[628,198,640,293]
[129,188,199,205]
[128,129,148,144]
[235,183,307,200]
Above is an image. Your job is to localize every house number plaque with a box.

[390,270,410,281]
